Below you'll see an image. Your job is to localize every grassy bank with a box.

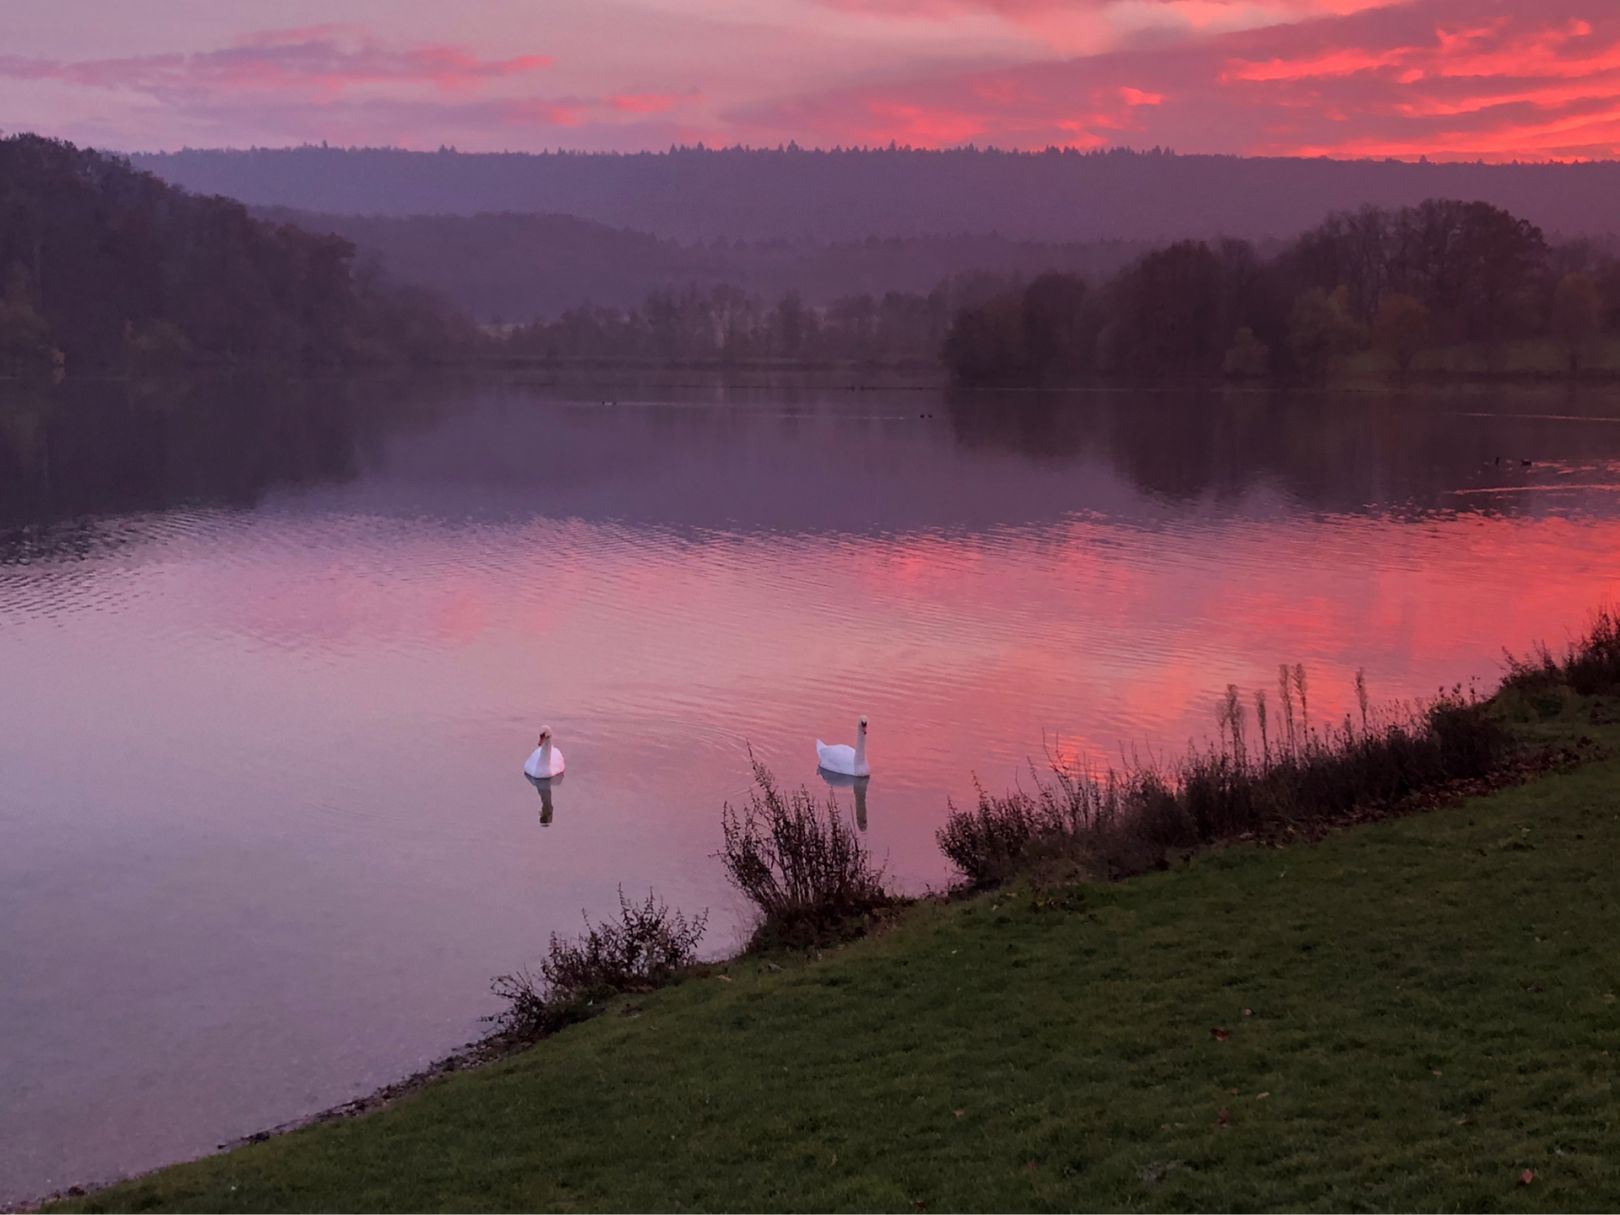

[57,699,1620,1212]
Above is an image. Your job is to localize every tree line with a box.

[0,134,475,376]
[497,277,1017,365]
[944,199,1620,382]
[135,144,1620,246]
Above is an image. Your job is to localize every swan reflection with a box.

[525,771,564,826]
[816,769,870,832]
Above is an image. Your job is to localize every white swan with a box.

[816,716,870,777]
[523,726,565,779]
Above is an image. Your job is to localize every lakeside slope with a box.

[59,714,1620,1212]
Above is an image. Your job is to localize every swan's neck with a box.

[854,731,867,767]
[539,739,553,764]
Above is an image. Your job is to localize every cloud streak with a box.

[0,27,554,103]
[0,26,698,149]
[4,2,1620,160]
[729,0,1620,160]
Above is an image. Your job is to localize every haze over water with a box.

[4,376,1620,1202]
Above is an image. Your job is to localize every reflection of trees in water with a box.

[0,375,455,534]
[8,374,1618,555]
[946,384,1620,517]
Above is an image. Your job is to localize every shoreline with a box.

[26,704,1603,1212]
[41,700,1620,1210]
[15,357,1620,391]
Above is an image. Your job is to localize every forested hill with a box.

[0,134,473,375]
[136,146,1620,243]
[265,207,1155,321]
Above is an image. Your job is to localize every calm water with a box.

[5,376,1620,1201]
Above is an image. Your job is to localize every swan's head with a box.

[858,715,869,732]
[538,726,553,745]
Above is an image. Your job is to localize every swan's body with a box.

[523,728,565,779]
[816,716,870,777]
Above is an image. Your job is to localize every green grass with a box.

[1338,336,1620,378]
[60,715,1620,1212]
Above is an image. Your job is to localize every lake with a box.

[5,374,1620,1202]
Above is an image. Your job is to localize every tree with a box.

[1550,271,1604,372]
[1371,292,1431,372]
[773,292,806,359]
[1020,272,1089,376]
[1221,326,1269,378]
[1288,285,1364,376]
[942,294,1028,382]
[0,263,56,373]
[1110,241,1226,372]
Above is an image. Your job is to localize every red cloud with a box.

[8,1,1620,160]
[1223,47,1412,82]
[730,0,1620,161]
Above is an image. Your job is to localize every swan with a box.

[523,726,565,779]
[816,716,870,778]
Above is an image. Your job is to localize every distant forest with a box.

[9,132,1620,381]
[136,145,1620,244]
[0,135,473,375]
[492,198,1620,377]
[267,208,1156,321]
[496,279,983,366]
[942,200,1620,382]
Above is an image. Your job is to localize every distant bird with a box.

[1521,458,1533,468]
[1494,456,1502,466]
[524,726,566,779]
[816,716,870,777]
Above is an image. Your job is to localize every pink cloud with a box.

[7,2,1620,160]
[608,93,680,114]
[0,27,553,105]
[1222,47,1412,82]
[0,26,715,151]
[727,0,1620,161]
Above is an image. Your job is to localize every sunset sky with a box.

[3,0,1618,160]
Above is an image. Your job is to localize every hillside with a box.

[135,146,1620,243]
[264,208,1154,322]
[0,135,472,374]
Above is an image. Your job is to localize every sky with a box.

[2,0,1619,161]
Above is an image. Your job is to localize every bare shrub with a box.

[490,888,707,1039]
[1506,605,1620,704]
[720,758,890,948]
[938,675,1514,888]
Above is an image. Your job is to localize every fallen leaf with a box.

[716,974,733,983]
[954,1109,966,1119]
[1432,1069,1443,1078]
[1211,1027,1232,1041]
[1255,1092,1271,1100]
[1217,1107,1231,1127]
[1519,1169,1536,1186]
[1241,1007,1254,1018]
[1602,993,1615,1005]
